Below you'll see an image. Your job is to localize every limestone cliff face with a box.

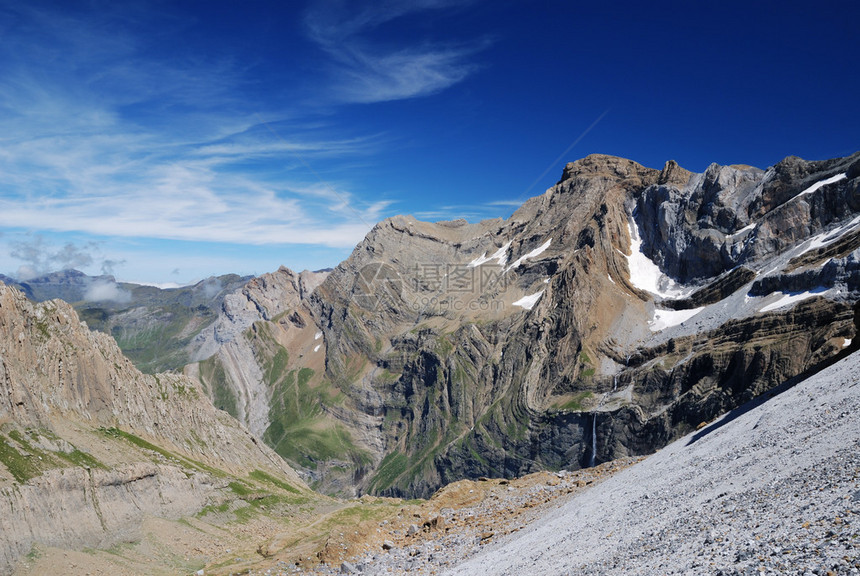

[0,282,304,573]
[636,154,860,281]
[0,464,212,573]
[188,267,329,437]
[195,152,860,498]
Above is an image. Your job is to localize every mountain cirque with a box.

[193,151,860,498]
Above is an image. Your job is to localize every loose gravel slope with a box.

[444,350,860,576]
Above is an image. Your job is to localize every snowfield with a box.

[796,172,847,198]
[468,241,512,268]
[506,239,552,272]
[759,288,830,313]
[797,215,860,258]
[624,217,687,298]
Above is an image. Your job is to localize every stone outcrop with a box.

[635,153,860,281]
[0,463,212,573]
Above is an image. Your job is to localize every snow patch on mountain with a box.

[625,217,687,298]
[506,239,552,272]
[799,215,860,257]
[796,172,847,198]
[513,290,544,310]
[649,306,704,332]
[726,223,756,239]
[468,241,512,268]
[759,287,830,312]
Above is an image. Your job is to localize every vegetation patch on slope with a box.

[198,353,239,418]
[0,428,108,483]
[0,433,41,483]
[250,323,369,479]
[556,390,594,412]
[98,426,225,477]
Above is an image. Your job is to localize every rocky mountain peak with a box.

[239,265,327,321]
[560,153,656,182]
[657,159,693,186]
[747,152,860,219]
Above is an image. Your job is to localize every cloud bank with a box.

[10,236,99,279]
[84,279,132,304]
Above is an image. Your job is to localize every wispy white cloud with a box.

[486,199,526,207]
[412,199,520,223]
[0,120,382,246]
[0,170,380,248]
[0,1,490,283]
[304,0,488,103]
[334,46,481,104]
[0,3,391,251]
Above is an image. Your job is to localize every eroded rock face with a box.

[195,152,860,498]
[0,464,212,572]
[636,153,860,282]
[0,284,297,472]
[189,267,329,438]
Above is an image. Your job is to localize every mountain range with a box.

[188,151,860,497]
[2,150,858,574]
[0,280,307,574]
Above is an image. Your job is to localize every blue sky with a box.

[0,1,857,286]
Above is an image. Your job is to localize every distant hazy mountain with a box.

[1,270,251,374]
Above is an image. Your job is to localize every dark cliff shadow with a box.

[686,302,860,446]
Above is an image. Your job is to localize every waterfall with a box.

[590,413,597,468]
